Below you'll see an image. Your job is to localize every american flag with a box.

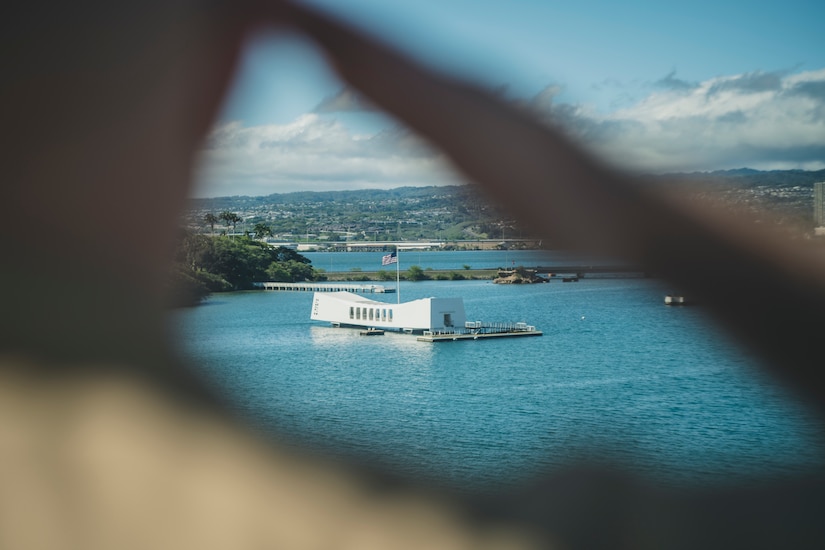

[381,251,397,266]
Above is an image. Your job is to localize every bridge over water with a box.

[531,265,652,278]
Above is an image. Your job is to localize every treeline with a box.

[166,231,324,306]
[327,264,478,282]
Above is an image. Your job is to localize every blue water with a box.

[169,261,825,493]
[303,249,614,272]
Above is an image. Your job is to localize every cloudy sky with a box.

[193,0,825,198]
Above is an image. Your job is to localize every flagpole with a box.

[395,246,400,303]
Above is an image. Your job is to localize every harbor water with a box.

[169,251,825,493]
[302,249,612,273]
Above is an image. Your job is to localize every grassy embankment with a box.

[322,269,500,282]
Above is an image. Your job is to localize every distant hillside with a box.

[646,169,825,239]
[190,169,825,206]
[184,169,825,243]
[188,185,467,210]
[658,168,825,188]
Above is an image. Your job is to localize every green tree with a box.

[165,265,212,307]
[272,246,311,264]
[266,260,316,282]
[219,211,241,237]
[264,262,291,282]
[252,222,273,241]
[169,231,321,300]
[406,265,426,281]
[204,213,218,236]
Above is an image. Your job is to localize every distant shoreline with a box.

[320,268,499,282]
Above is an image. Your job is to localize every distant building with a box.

[815,182,825,236]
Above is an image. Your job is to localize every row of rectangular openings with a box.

[350,306,393,322]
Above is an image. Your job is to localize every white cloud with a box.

[195,69,825,197]
[546,69,825,173]
[194,114,459,197]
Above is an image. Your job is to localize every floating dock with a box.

[258,282,394,293]
[417,322,542,342]
[310,292,541,342]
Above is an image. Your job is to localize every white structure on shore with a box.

[310,291,466,333]
[815,182,825,236]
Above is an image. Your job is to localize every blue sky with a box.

[194,0,825,197]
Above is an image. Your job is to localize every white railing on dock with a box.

[256,282,394,294]
[421,322,539,337]
[462,321,537,333]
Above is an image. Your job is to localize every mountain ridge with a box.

[190,168,825,204]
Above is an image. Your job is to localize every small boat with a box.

[664,295,690,305]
